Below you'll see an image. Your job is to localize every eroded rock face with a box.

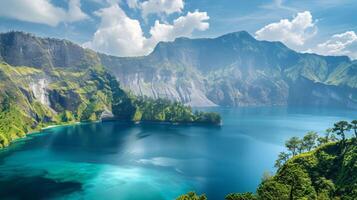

[30,79,50,107]
[112,70,216,107]
[0,31,100,69]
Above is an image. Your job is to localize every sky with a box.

[0,0,356,59]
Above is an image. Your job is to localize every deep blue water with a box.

[0,106,355,200]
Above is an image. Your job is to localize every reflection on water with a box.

[0,106,355,199]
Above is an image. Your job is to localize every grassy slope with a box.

[256,140,357,200]
[0,62,123,148]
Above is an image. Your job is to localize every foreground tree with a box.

[275,152,290,169]
[332,121,351,144]
[225,192,257,200]
[302,131,318,151]
[317,128,335,146]
[351,120,357,139]
[285,137,302,156]
[176,192,207,200]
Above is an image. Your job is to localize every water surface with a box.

[0,106,355,199]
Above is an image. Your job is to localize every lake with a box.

[0,106,355,200]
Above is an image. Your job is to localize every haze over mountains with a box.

[1,31,356,109]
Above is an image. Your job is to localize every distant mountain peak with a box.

[219,30,252,38]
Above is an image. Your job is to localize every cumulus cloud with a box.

[83,4,146,56]
[255,11,317,49]
[0,0,88,26]
[149,10,209,43]
[310,31,357,59]
[127,0,184,18]
[84,4,209,57]
[66,0,90,23]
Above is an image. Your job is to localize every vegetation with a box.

[177,120,357,200]
[176,192,207,200]
[225,193,257,200]
[122,96,222,124]
[0,62,221,148]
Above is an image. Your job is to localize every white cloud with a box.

[127,0,184,18]
[310,31,357,59]
[0,0,88,26]
[84,4,209,57]
[149,10,209,43]
[83,4,146,56]
[142,0,184,17]
[255,11,316,49]
[67,0,90,23]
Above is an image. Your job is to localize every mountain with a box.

[1,31,356,108]
[0,32,220,148]
[100,31,357,108]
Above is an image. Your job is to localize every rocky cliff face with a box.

[0,31,100,69]
[100,31,357,108]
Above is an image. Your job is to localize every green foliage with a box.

[302,131,319,151]
[0,103,34,148]
[132,109,143,121]
[285,136,301,156]
[195,111,222,125]
[256,178,290,199]
[350,120,357,138]
[317,128,336,146]
[176,192,207,200]
[130,97,221,124]
[225,192,257,200]
[263,120,357,200]
[59,111,75,122]
[332,121,351,142]
[275,152,290,169]
[276,163,317,199]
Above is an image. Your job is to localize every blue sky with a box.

[0,0,356,58]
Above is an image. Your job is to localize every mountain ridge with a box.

[0,31,356,108]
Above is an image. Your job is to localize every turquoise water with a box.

[0,106,355,199]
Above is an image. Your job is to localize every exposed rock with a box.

[30,79,50,106]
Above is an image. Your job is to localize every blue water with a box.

[0,106,355,200]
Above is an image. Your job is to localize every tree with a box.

[318,128,334,146]
[325,128,333,140]
[276,164,317,200]
[225,192,257,200]
[351,120,357,139]
[302,131,318,151]
[176,192,207,200]
[275,152,290,168]
[257,179,290,200]
[332,121,351,143]
[285,137,302,156]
